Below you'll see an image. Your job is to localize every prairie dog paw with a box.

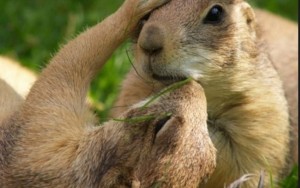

[137,0,170,16]
[120,0,170,31]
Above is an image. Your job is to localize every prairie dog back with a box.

[254,9,298,164]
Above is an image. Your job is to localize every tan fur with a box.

[0,80,23,121]
[0,0,217,187]
[254,9,298,164]
[0,56,37,98]
[111,1,297,187]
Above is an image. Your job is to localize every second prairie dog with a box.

[0,0,217,187]
[111,0,297,187]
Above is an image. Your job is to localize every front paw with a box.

[119,0,170,32]
[135,0,170,17]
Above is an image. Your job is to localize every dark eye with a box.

[204,5,224,24]
[131,13,151,43]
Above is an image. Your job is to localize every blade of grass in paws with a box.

[113,112,172,124]
[142,78,192,109]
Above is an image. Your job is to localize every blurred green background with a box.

[0,0,298,118]
[0,1,298,186]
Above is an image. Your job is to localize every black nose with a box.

[138,25,164,55]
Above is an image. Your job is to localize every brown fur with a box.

[0,0,217,187]
[111,0,297,187]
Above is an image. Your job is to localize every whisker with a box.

[125,47,158,94]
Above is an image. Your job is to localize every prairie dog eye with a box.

[204,5,224,24]
[131,13,151,43]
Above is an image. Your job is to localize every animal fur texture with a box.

[0,0,298,187]
[111,0,298,187]
[0,0,217,187]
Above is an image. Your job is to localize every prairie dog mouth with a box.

[152,73,186,84]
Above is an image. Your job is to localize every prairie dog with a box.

[0,0,216,187]
[111,0,297,187]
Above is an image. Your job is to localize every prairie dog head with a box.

[102,81,216,187]
[133,0,258,87]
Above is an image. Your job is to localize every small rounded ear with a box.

[239,2,256,37]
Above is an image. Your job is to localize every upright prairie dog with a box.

[0,0,218,187]
[111,0,298,187]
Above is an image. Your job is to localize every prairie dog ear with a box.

[238,2,256,36]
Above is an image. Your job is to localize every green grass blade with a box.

[113,112,172,124]
[142,78,193,109]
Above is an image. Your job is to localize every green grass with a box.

[250,0,298,21]
[0,0,298,187]
[280,165,299,188]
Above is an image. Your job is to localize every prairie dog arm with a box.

[4,0,170,182]
[21,0,169,127]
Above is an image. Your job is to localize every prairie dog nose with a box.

[138,24,164,54]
